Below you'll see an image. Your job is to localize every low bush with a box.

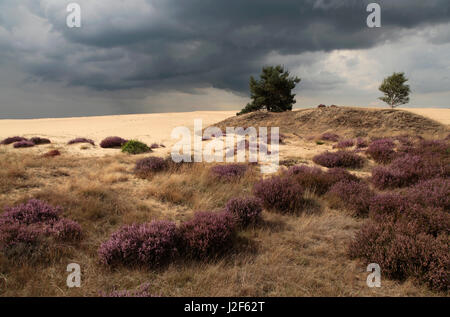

[42,150,61,157]
[1,136,27,145]
[320,133,339,142]
[13,141,35,148]
[100,136,128,148]
[348,220,449,291]
[371,154,444,189]
[121,140,151,155]
[210,164,248,181]
[0,200,82,261]
[134,157,168,176]
[313,151,365,169]
[356,138,368,148]
[225,197,262,227]
[334,139,354,149]
[178,211,237,258]
[404,178,450,210]
[68,138,95,146]
[253,176,305,213]
[98,221,179,267]
[150,143,160,149]
[30,137,51,145]
[366,138,396,164]
[327,180,373,217]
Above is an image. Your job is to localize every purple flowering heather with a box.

[366,138,396,164]
[178,211,236,258]
[13,140,35,148]
[225,197,262,227]
[1,136,27,145]
[100,136,128,148]
[134,157,168,175]
[98,221,179,267]
[210,164,248,181]
[68,138,95,146]
[328,180,374,217]
[334,139,354,149]
[30,137,51,145]
[313,150,365,168]
[320,133,340,142]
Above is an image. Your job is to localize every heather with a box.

[121,140,151,155]
[178,211,237,259]
[0,199,82,261]
[68,138,95,146]
[327,180,374,217]
[334,139,354,149]
[210,164,248,181]
[100,136,128,148]
[134,156,168,176]
[320,133,339,142]
[100,283,157,297]
[366,138,396,164]
[348,220,449,291]
[356,138,368,148]
[30,137,51,145]
[313,151,365,169]
[1,136,27,145]
[98,221,178,267]
[371,154,445,189]
[13,140,35,148]
[225,197,262,227]
[253,176,305,213]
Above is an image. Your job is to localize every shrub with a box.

[369,193,409,221]
[348,220,449,291]
[405,178,450,210]
[366,138,396,164]
[150,143,160,149]
[356,138,368,148]
[0,200,82,260]
[30,137,51,145]
[98,221,178,267]
[371,154,443,189]
[134,157,168,176]
[1,199,61,225]
[288,165,329,195]
[313,151,365,169]
[13,140,35,148]
[42,150,61,157]
[325,168,360,184]
[320,133,339,142]
[178,211,236,258]
[327,180,373,217]
[253,176,305,213]
[210,164,248,181]
[334,139,354,149]
[100,136,128,148]
[68,138,95,146]
[225,197,262,227]
[1,136,27,145]
[121,140,151,155]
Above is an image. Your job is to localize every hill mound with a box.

[212,107,449,138]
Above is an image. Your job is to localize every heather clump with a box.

[210,164,248,181]
[320,133,340,142]
[253,176,305,213]
[13,141,35,148]
[100,136,128,148]
[0,199,82,261]
[225,197,262,228]
[366,138,396,164]
[178,211,237,259]
[68,138,95,146]
[30,137,51,145]
[134,156,168,176]
[334,139,354,149]
[313,151,365,169]
[1,136,27,145]
[98,221,178,267]
[327,180,374,217]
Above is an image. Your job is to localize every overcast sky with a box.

[0,0,449,118]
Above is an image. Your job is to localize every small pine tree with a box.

[238,65,300,115]
[378,72,411,108]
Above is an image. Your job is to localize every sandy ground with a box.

[400,108,450,125]
[0,111,236,157]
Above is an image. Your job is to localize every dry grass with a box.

[0,148,445,297]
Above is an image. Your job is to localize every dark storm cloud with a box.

[1,0,449,95]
